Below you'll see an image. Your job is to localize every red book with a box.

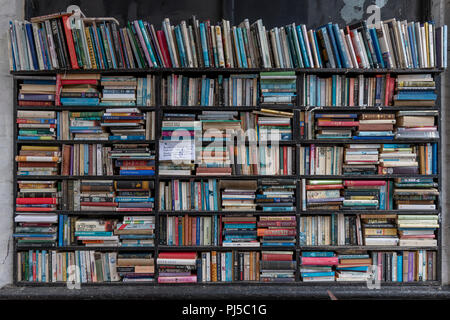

[301,257,339,266]
[158,252,197,259]
[257,229,296,237]
[15,207,54,212]
[61,15,80,69]
[317,120,359,126]
[115,208,152,212]
[384,73,391,105]
[283,146,287,175]
[61,79,98,85]
[18,101,53,106]
[343,180,386,187]
[157,30,172,67]
[55,74,61,106]
[16,197,57,204]
[262,253,293,261]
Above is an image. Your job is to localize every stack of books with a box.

[301,74,395,107]
[393,74,437,107]
[117,252,155,282]
[300,145,344,175]
[343,144,379,175]
[16,145,60,176]
[16,250,120,283]
[15,180,58,213]
[101,108,146,141]
[378,144,419,175]
[114,180,154,212]
[161,216,221,246]
[8,15,448,71]
[74,219,119,246]
[336,253,372,282]
[158,179,219,211]
[136,76,156,106]
[157,252,198,283]
[395,110,439,139]
[224,74,258,106]
[198,111,238,143]
[14,213,58,247]
[17,110,56,141]
[61,144,113,176]
[222,216,259,247]
[79,180,116,211]
[394,178,439,210]
[114,216,155,247]
[342,180,383,210]
[361,214,399,246]
[220,180,257,211]
[397,215,438,247]
[109,144,155,176]
[100,76,137,106]
[355,113,395,140]
[304,180,344,210]
[256,179,296,212]
[256,113,292,142]
[62,111,108,140]
[299,252,338,282]
[257,216,296,246]
[17,76,56,107]
[314,114,358,139]
[59,74,100,106]
[259,71,296,106]
[260,251,296,282]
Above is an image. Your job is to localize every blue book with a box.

[25,23,39,69]
[75,231,113,237]
[261,242,295,246]
[237,28,248,68]
[60,98,99,105]
[302,252,335,257]
[395,93,437,100]
[432,143,437,174]
[115,197,154,202]
[232,27,242,67]
[325,23,341,68]
[196,216,200,245]
[332,23,350,68]
[407,24,418,68]
[336,266,369,271]
[119,170,155,175]
[104,23,117,69]
[260,83,296,89]
[369,27,385,68]
[444,25,448,68]
[213,180,218,210]
[96,26,109,68]
[17,136,54,140]
[262,207,295,212]
[352,136,394,140]
[199,23,210,67]
[58,215,63,246]
[301,272,335,277]
[397,255,403,282]
[296,25,309,68]
[109,136,145,141]
[138,20,158,67]
[379,183,386,210]
[174,25,187,67]
[42,250,46,282]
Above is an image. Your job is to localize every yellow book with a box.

[21,145,59,151]
[84,27,98,69]
[425,22,430,67]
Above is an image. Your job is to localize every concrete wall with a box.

[0,0,23,288]
[0,0,448,289]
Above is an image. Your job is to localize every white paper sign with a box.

[159,140,195,161]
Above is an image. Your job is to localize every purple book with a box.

[158,272,191,277]
[69,145,74,175]
[18,94,55,101]
[307,197,345,203]
[408,252,414,282]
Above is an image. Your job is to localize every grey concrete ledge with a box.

[0,285,449,300]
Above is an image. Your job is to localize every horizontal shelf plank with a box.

[15,175,156,180]
[16,106,156,111]
[300,139,440,144]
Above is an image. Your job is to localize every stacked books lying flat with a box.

[222,216,258,247]
[17,110,56,141]
[299,145,344,175]
[393,74,437,106]
[10,13,447,70]
[78,180,115,211]
[114,180,154,212]
[157,252,197,283]
[159,216,221,246]
[395,110,439,139]
[362,214,399,246]
[17,76,56,106]
[161,74,258,106]
[379,143,437,175]
[59,110,107,140]
[372,250,437,282]
[299,214,363,246]
[14,180,58,247]
[254,109,293,141]
[114,216,155,247]
[394,178,438,210]
[302,179,395,211]
[260,251,295,282]
[313,113,358,139]
[73,218,119,246]
[16,250,120,283]
[221,180,256,211]
[101,108,146,141]
[300,74,395,106]
[257,216,296,247]
[117,252,155,282]
[299,252,339,282]
[344,144,378,175]
[16,145,61,176]
[197,251,261,282]
[260,71,296,105]
[336,253,372,281]
[109,144,155,176]
[256,179,296,212]
[61,144,112,176]
[158,179,219,211]
[59,74,100,106]
[397,215,438,247]
[100,76,137,106]
[355,113,395,140]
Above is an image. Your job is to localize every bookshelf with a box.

[12,67,443,286]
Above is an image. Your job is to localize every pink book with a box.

[158,276,197,283]
[300,257,339,265]
[344,180,386,187]
[133,21,153,67]
[157,30,172,67]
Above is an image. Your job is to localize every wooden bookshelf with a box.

[12,67,443,286]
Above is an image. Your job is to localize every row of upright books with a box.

[17,249,436,283]
[8,12,448,71]
[302,110,439,140]
[301,178,439,211]
[17,74,156,106]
